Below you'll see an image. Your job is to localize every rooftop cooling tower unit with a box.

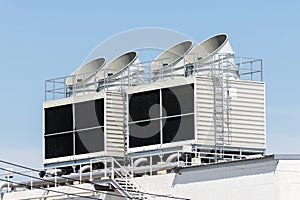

[66,57,106,95]
[151,40,193,81]
[96,51,141,91]
[186,34,238,79]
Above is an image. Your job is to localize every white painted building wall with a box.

[134,155,300,200]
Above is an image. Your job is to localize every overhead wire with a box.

[0,159,190,200]
[0,177,104,200]
[0,166,127,199]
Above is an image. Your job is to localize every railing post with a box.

[90,160,93,181]
[150,156,152,176]
[30,172,33,190]
[177,152,180,167]
[7,175,10,193]
[127,67,130,87]
[261,60,263,81]
[79,164,82,184]
[54,168,57,187]
[104,160,107,178]
[148,64,151,84]
[125,174,128,190]
[64,77,67,98]
[250,61,253,81]
[131,158,134,178]
[171,59,173,79]
[239,57,243,79]
[52,80,55,100]
[45,81,47,101]
[83,73,85,95]
[111,160,114,180]
[73,75,76,96]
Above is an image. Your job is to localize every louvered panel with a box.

[196,77,266,150]
[105,92,125,157]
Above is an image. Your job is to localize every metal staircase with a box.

[113,178,150,200]
[92,157,152,200]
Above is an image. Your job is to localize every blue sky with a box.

[0,1,299,168]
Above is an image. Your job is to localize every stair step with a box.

[119,185,136,189]
[113,177,150,199]
[126,189,139,192]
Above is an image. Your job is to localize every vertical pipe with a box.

[111,161,114,180]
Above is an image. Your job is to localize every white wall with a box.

[135,158,300,200]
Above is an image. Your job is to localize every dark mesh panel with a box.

[129,90,160,122]
[75,128,104,155]
[129,120,160,148]
[45,104,73,135]
[163,115,194,143]
[45,133,73,159]
[75,99,104,130]
[162,84,194,116]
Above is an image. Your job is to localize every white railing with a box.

[45,55,263,101]
[89,157,152,199]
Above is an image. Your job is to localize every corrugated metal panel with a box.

[227,79,265,149]
[196,76,266,150]
[195,76,215,148]
[105,92,125,158]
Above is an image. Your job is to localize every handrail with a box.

[45,55,263,101]
[89,157,151,199]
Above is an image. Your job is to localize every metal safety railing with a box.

[0,157,152,199]
[45,55,263,101]
[0,151,262,198]
[127,147,252,177]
